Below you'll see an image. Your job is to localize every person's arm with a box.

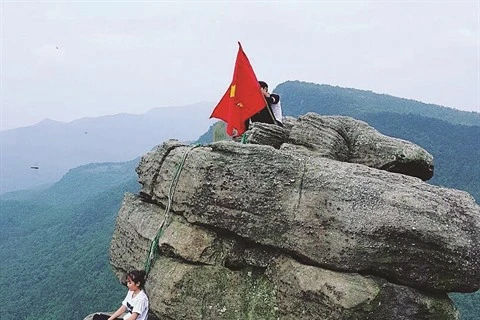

[125,312,139,320]
[263,94,279,106]
[108,305,127,320]
[269,93,280,104]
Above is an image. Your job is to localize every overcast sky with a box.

[1,1,479,131]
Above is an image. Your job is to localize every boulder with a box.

[136,139,479,292]
[106,113,480,319]
[248,113,434,180]
[110,193,460,320]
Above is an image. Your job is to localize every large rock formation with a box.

[96,113,480,319]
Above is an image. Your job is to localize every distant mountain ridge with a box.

[197,81,479,145]
[0,102,216,193]
[0,158,140,204]
[275,81,479,126]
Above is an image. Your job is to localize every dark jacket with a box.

[249,93,280,125]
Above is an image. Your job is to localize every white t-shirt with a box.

[122,290,149,320]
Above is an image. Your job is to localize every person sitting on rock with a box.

[93,270,149,320]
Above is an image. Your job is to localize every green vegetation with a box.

[0,160,141,319]
[242,268,277,319]
[197,121,232,144]
[275,81,480,126]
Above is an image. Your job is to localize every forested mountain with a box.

[274,81,480,126]
[2,81,479,319]
[0,159,141,319]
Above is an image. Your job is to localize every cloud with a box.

[372,48,415,71]
[324,22,378,34]
[432,27,479,49]
[87,32,149,48]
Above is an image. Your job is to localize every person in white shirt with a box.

[94,270,149,320]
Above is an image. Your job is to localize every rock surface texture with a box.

[96,114,480,320]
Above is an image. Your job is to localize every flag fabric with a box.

[210,42,266,136]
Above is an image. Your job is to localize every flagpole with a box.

[263,95,278,124]
[244,91,277,139]
[245,95,277,139]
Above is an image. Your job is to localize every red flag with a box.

[210,42,266,136]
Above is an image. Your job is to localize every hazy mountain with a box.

[0,102,216,193]
[274,81,480,126]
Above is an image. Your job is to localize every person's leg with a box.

[92,314,112,320]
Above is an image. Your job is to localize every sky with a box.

[1,1,479,131]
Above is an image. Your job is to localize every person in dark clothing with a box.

[244,81,282,130]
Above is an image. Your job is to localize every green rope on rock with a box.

[144,144,200,275]
[241,133,247,144]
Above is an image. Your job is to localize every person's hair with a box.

[258,81,268,89]
[126,270,147,288]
